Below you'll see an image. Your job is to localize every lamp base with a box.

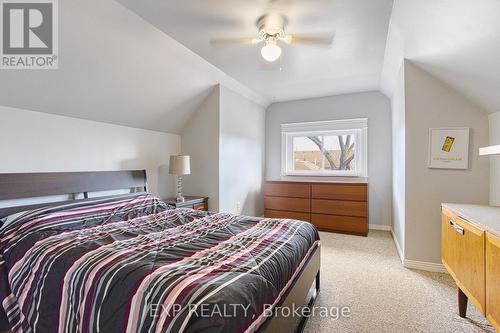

[176,176,185,202]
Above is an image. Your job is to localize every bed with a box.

[0,171,320,333]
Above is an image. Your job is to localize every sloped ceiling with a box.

[381,0,500,113]
[2,0,499,135]
[116,0,394,103]
[0,0,267,134]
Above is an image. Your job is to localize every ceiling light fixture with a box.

[261,39,281,62]
[210,13,334,64]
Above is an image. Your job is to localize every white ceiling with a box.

[0,0,266,134]
[117,0,394,103]
[381,0,500,113]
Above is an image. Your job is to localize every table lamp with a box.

[169,155,190,202]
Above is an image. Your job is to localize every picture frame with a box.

[428,127,470,169]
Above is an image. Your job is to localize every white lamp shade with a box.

[169,155,191,175]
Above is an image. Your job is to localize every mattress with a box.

[0,194,319,333]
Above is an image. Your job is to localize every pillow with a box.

[0,210,28,230]
[0,193,166,233]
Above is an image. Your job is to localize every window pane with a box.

[282,119,366,176]
[293,137,322,171]
[323,134,356,171]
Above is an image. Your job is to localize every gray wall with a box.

[0,105,181,198]
[266,91,393,228]
[489,111,500,206]
[219,86,266,216]
[403,61,490,263]
[181,87,221,211]
[391,64,406,258]
[181,85,266,216]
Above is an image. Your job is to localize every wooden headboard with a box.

[0,170,148,219]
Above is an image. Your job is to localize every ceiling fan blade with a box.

[210,37,262,46]
[283,34,334,45]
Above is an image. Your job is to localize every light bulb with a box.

[261,40,282,62]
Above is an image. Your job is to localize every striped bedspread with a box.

[0,194,319,333]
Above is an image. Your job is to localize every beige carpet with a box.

[303,231,494,333]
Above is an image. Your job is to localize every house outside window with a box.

[281,118,368,177]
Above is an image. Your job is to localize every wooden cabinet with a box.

[264,181,368,236]
[441,208,486,314]
[487,233,500,332]
[441,204,500,331]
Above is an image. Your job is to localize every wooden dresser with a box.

[441,204,500,332]
[264,180,368,236]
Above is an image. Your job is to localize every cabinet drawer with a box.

[264,197,310,213]
[311,199,367,217]
[264,182,310,198]
[441,210,485,314]
[486,232,500,332]
[311,214,367,235]
[312,184,367,201]
[264,210,311,222]
[193,203,207,211]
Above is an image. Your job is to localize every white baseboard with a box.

[389,227,447,273]
[403,259,447,273]
[369,224,391,231]
[390,228,404,264]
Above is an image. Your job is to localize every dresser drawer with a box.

[311,199,368,217]
[264,197,310,213]
[486,232,500,332]
[312,183,367,201]
[311,214,367,235]
[264,182,310,198]
[193,202,207,211]
[441,210,485,314]
[264,210,311,222]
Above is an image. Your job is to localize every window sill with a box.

[279,175,368,183]
[283,172,362,177]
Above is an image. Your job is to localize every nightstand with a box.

[163,196,209,211]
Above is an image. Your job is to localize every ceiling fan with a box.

[210,13,334,63]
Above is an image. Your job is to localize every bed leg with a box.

[315,271,320,292]
[458,287,468,318]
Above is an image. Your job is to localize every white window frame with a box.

[281,118,368,177]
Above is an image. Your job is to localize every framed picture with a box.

[428,127,470,169]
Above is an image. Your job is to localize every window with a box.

[281,118,367,177]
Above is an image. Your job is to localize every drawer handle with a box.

[449,220,464,235]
